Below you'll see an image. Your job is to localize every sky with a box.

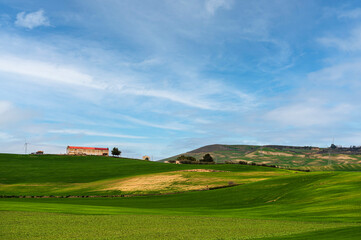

[1,0,361,159]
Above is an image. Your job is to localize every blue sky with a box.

[1,0,361,159]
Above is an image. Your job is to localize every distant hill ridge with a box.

[187,144,235,153]
[161,144,361,167]
[187,144,321,153]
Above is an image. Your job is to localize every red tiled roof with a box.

[67,146,109,150]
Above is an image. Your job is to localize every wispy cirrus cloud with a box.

[48,129,146,139]
[307,61,361,86]
[0,56,101,89]
[318,26,361,51]
[205,0,233,15]
[119,115,189,131]
[338,8,361,19]
[15,9,50,29]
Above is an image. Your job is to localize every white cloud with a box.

[0,101,29,127]
[0,101,12,115]
[123,87,216,110]
[318,26,361,51]
[307,61,361,86]
[338,8,361,19]
[120,115,189,131]
[0,131,14,141]
[0,56,101,89]
[0,53,253,111]
[48,129,146,139]
[15,9,50,29]
[205,0,233,15]
[265,103,353,127]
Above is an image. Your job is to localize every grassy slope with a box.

[2,171,360,221]
[0,153,287,196]
[161,145,361,167]
[300,164,361,171]
[1,171,361,239]
[0,153,284,183]
[1,154,361,239]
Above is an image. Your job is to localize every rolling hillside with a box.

[1,153,360,239]
[0,153,289,196]
[161,144,361,167]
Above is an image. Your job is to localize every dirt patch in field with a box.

[259,151,293,157]
[105,174,187,192]
[235,172,283,176]
[260,161,272,164]
[102,169,281,193]
[314,154,357,161]
[177,169,229,172]
[245,151,257,157]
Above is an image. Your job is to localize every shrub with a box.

[200,153,214,163]
[176,155,197,162]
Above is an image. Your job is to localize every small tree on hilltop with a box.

[111,147,121,157]
[201,153,214,162]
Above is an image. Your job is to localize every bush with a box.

[200,153,214,163]
[176,155,197,162]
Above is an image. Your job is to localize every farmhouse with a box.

[67,146,109,156]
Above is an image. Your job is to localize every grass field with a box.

[1,154,361,239]
[1,211,358,240]
[300,163,361,171]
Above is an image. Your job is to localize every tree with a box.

[176,155,196,162]
[201,153,214,162]
[111,147,121,157]
[330,144,337,149]
[176,155,197,164]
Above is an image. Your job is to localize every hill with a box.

[1,170,360,239]
[161,144,361,167]
[1,153,360,239]
[0,153,288,196]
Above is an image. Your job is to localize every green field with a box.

[1,154,361,239]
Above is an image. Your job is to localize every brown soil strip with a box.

[0,184,241,199]
[176,169,229,172]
